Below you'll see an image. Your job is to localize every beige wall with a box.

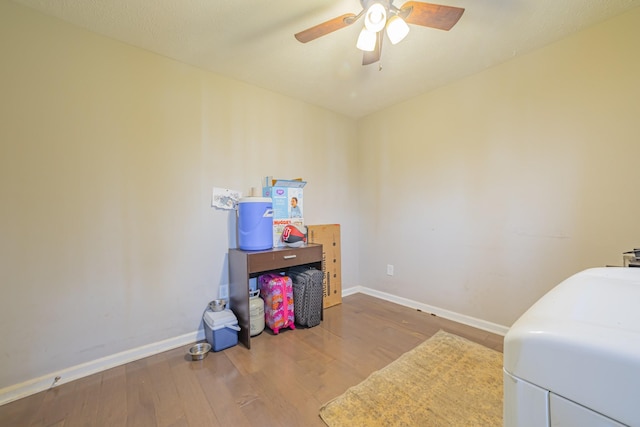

[357,7,640,327]
[0,2,358,391]
[2,0,640,397]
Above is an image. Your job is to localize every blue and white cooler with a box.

[203,309,241,352]
[237,197,273,251]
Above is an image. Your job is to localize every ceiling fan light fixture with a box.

[356,28,377,51]
[293,0,465,66]
[386,15,410,44]
[364,2,387,33]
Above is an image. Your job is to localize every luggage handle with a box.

[283,255,296,259]
[280,277,289,326]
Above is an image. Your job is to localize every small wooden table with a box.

[228,244,323,348]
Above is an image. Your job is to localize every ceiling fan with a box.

[294,0,465,66]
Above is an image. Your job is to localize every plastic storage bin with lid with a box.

[203,309,241,351]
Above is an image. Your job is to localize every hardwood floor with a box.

[0,293,503,427]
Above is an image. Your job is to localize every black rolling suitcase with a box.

[288,266,323,328]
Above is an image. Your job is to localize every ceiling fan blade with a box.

[362,31,383,66]
[295,13,358,43]
[399,1,465,31]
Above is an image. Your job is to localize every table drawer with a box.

[247,245,322,273]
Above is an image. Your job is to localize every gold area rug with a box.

[319,330,503,427]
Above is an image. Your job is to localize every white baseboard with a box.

[0,329,205,406]
[2,288,508,407]
[341,285,510,336]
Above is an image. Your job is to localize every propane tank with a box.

[249,289,265,336]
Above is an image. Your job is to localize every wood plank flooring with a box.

[0,293,504,426]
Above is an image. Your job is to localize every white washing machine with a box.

[503,267,640,427]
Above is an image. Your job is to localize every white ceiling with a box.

[12,0,640,118]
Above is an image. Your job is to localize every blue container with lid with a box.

[203,309,240,351]
[237,197,273,250]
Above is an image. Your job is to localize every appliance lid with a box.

[504,267,640,427]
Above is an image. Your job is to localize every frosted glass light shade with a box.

[364,3,387,33]
[386,15,410,44]
[356,28,377,51]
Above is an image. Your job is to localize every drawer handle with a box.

[283,255,297,259]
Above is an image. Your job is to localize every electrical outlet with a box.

[386,264,394,276]
[219,284,229,299]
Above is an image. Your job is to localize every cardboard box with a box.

[263,178,306,247]
[263,179,305,220]
[272,218,305,248]
[307,224,342,308]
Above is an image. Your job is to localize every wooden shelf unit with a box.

[228,243,323,348]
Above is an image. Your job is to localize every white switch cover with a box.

[387,264,394,276]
